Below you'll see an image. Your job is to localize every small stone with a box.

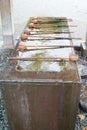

[78,114,85,120]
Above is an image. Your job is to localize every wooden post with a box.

[85,32,87,48]
[0,0,14,48]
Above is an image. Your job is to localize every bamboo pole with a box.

[9,55,78,62]
[19,45,81,48]
[35,20,72,23]
[31,25,77,28]
[27,37,82,41]
[32,17,73,22]
[19,46,73,51]
[20,46,77,51]
[30,31,74,34]
[18,44,81,52]
[9,57,69,61]
[85,32,87,48]
[20,33,82,41]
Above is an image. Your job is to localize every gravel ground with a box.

[0,49,13,130]
[0,88,9,130]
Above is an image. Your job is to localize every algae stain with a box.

[27,17,68,31]
[29,61,42,71]
[27,52,46,71]
[58,61,67,71]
